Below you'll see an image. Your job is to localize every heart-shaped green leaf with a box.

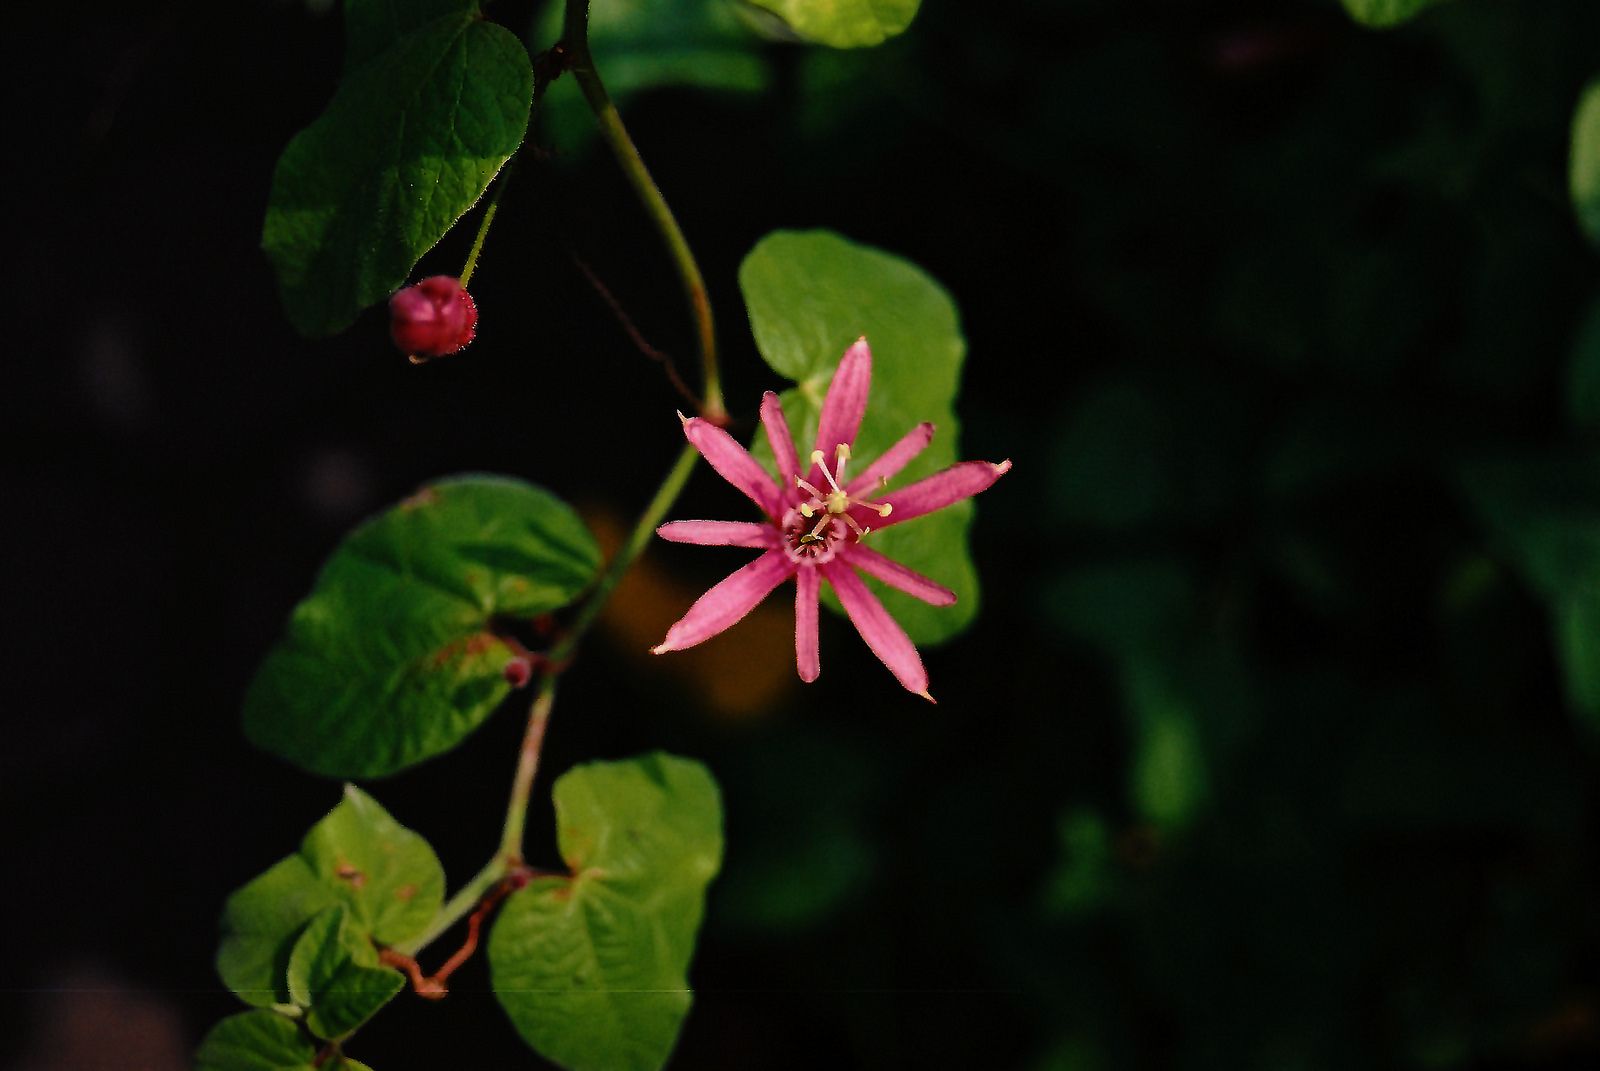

[194,1011,319,1071]
[488,754,723,1071]
[287,906,406,1041]
[193,1010,377,1071]
[217,786,444,1007]
[739,229,979,645]
[244,475,600,779]
[263,0,532,336]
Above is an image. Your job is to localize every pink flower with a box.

[652,337,1010,700]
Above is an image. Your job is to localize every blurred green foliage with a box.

[227,0,1600,1066]
[610,0,1600,1067]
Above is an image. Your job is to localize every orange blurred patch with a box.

[584,507,795,719]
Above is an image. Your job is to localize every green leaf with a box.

[1573,80,1600,247]
[489,754,724,1071]
[1039,808,1115,920]
[263,0,532,336]
[193,1011,317,1071]
[1460,455,1600,600]
[217,855,335,1008]
[1565,297,1600,430]
[739,229,980,645]
[1340,0,1453,29]
[217,786,444,1007]
[1462,455,1600,735]
[244,475,600,778]
[194,1010,378,1071]
[286,905,357,1008]
[736,0,920,48]
[300,785,447,939]
[1124,661,1211,830]
[538,0,768,153]
[287,906,406,1041]
[1557,589,1600,733]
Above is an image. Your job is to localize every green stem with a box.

[491,442,700,862]
[403,8,724,963]
[562,0,726,423]
[459,161,514,287]
[498,673,557,863]
[432,442,700,929]
[554,441,701,662]
[395,854,508,956]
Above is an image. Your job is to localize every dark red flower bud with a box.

[503,656,533,688]
[389,275,477,358]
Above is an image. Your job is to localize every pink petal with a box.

[681,414,784,518]
[812,338,873,468]
[657,520,779,548]
[821,560,932,700]
[846,422,935,495]
[840,544,956,606]
[877,459,1012,528]
[653,551,795,654]
[795,565,820,682]
[760,391,803,490]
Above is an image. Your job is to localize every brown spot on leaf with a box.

[335,859,367,889]
[394,883,418,902]
[400,487,440,511]
[429,630,499,668]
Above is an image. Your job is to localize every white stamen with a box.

[819,457,846,496]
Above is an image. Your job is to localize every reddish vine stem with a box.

[380,868,536,999]
[572,253,700,410]
[559,0,726,422]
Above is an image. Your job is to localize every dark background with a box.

[6,0,1600,1068]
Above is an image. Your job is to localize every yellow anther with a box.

[810,449,826,466]
[799,503,815,518]
[827,490,850,514]
[877,503,893,517]
[836,443,851,461]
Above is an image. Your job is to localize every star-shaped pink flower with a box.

[652,337,1010,700]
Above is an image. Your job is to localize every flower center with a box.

[794,444,894,536]
[780,507,847,564]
